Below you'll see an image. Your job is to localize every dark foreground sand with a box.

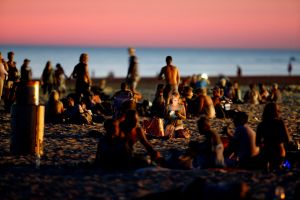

[0,77,300,200]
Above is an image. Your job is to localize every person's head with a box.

[56,63,63,70]
[183,86,193,98]
[104,118,119,137]
[170,91,180,106]
[262,102,280,121]
[24,58,30,65]
[197,116,211,133]
[156,84,164,95]
[272,83,279,90]
[233,112,248,127]
[212,86,221,97]
[166,56,172,65]
[120,82,128,90]
[67,97,75,107]
[45,61,52,70]
[49,90,60,102]
[79,53,88,64]
[128,47,135,56]
[7,51,14,60]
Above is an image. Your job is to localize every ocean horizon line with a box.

[1,43,300,52]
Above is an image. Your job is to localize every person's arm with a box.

[137,127,161,160]
[175,104,186,120]
[158,67,165,80]
[176,68,180,86]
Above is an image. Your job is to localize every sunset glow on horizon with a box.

[1,0,300,49]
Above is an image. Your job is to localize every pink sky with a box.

[1,0,300,49]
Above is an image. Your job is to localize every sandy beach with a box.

[0,76,300,200]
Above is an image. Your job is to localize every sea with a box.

[0,45,299,79]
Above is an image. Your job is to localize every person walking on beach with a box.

[0,52,8,101]
[6,51,19,88]
[158,56,180,105]
[41,61,55,96]
[70,53,91,103]
[126,47,140,93]
[237,65,242,77]
[54,63,67,95]
[20,58,32,82]
[287,61,292,76]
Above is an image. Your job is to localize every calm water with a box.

[0,45,299,78]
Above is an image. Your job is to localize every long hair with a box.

[262,102,279,121]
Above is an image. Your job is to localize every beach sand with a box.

[0,76,300,199]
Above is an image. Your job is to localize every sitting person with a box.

[45,90,64,123]
[181,86,195,118]
[119,109,162,168]
[164,92,189,138]
[63,96,80,123]
[151,84,165,118]
[211,86,226,119]
[112,82,134,119]
[95,119,129,169]
[224,111,261,169]
[258,83,269,103]
[268,83,282,103]
[256,102,290,171]
[243,83,261,105]
[194,88,216,119]
[193,116,225,168]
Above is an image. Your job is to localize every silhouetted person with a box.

[237,65,242,77]
[224,111,260,169]
[41,61,55,96]
[70,53,91,103]
[20,58,32,82]
[256,102,290,171]
[287,61,292,76]
[126,47,140,92]
[158,56,180,105]
[45,90,64,123]
[54,63,67,95]
[6,51,19,88]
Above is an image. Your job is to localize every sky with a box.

[1,0,300,49]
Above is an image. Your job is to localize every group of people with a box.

[0,48,294,172]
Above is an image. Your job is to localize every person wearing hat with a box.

[20,58,32,82]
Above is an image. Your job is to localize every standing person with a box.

[126,47,140,93]
[20,58,32,82]
[70,53,91,103]
[6,51,19,88]
[256,102,290,171]
[41,61,55,96]
[0,52,8,101]
[287,61,292,76]
[158,56,180,105]
[237,65,242,77]
[54,63,67,95]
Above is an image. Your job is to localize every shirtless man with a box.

[158,56,180,105]
[194,88,216,119]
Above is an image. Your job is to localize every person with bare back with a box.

[158,56,180,105]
